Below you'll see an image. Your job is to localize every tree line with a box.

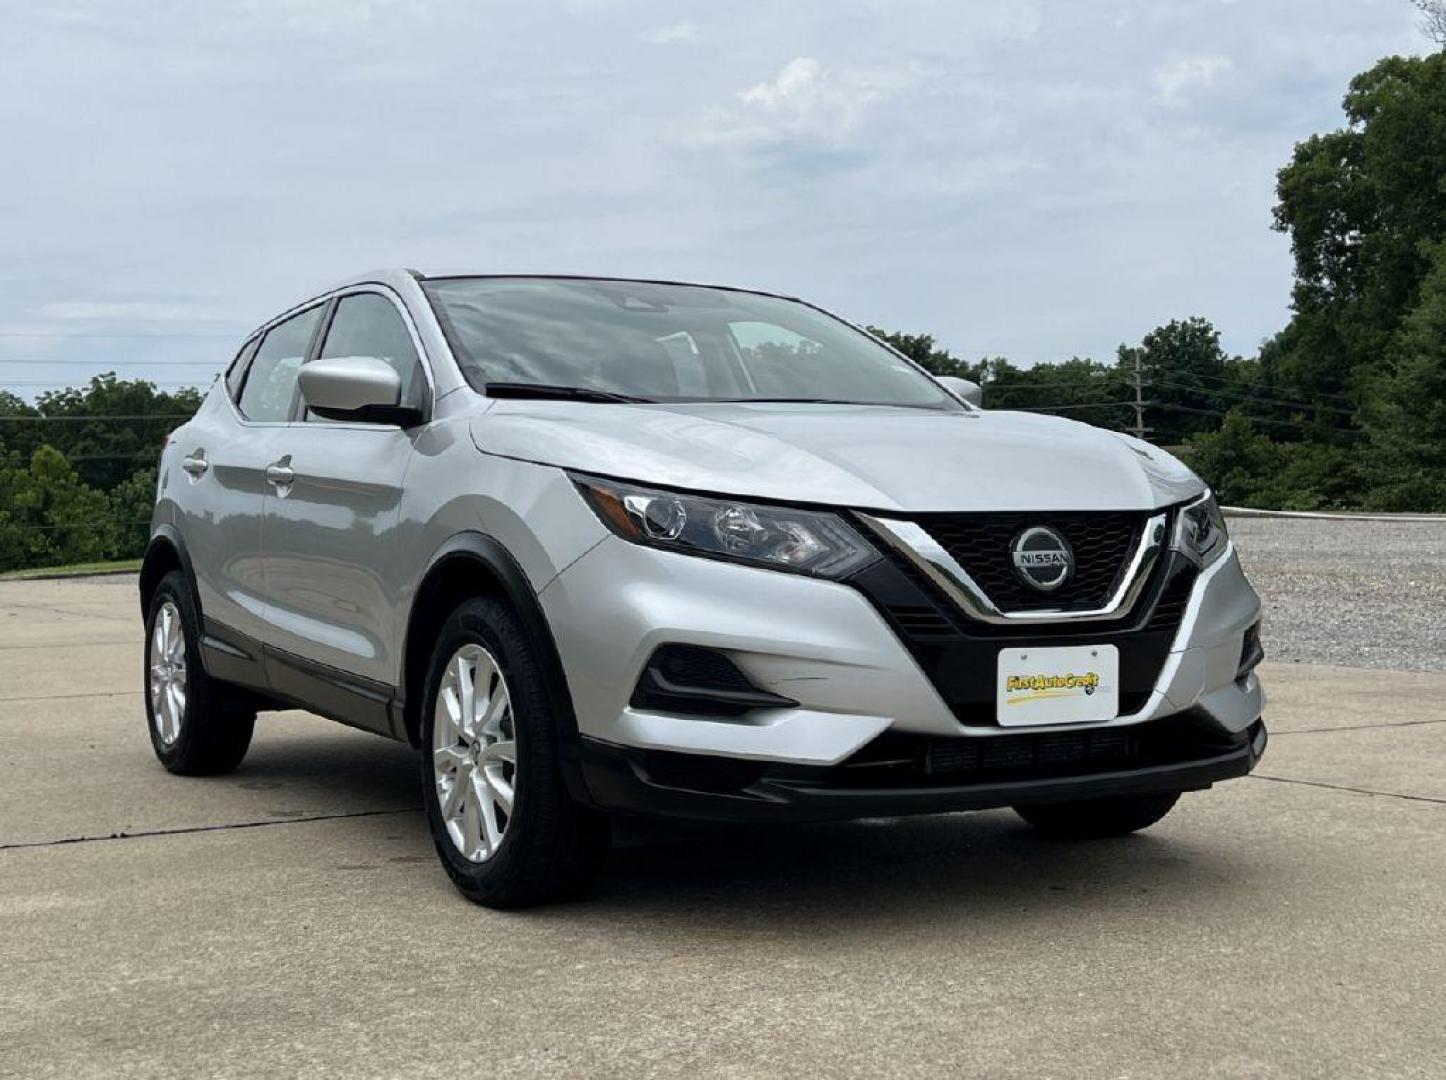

[0,379,202,570]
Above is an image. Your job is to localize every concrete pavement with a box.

[2,575,1443,1078]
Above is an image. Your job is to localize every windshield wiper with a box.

[709,397,858,405]
[707,397,944,409]
[484,382,653,404]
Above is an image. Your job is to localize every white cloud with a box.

[1155,54,1234,107]
[38,301,213,322]
[642,21,698,45]
[692,57,918,150]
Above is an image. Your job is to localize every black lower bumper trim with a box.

[577,716,1267,824]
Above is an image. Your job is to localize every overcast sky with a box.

[0,0,1428,395]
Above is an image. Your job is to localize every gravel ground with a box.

[1229,515,1446,672]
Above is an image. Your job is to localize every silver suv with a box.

[142,270,1266,906]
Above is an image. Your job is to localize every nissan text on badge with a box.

[140,271,1267,906]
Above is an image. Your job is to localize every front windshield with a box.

[422,277,960,410]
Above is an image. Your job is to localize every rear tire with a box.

[144,571,255,776]
[1013,791,1180,839]
[419,596,608,908]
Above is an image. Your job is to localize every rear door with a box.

[258,288,430,726]
[173,306,323,656]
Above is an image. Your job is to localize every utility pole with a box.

[1128,350,1152,441]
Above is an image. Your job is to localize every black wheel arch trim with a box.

[404,530,591,803]
[140,524,200,621]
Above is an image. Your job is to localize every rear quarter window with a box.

[225,337,261,400]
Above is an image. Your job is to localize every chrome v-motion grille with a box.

[855,510,1169,625]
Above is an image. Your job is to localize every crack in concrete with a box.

[1272,718,1446,736]
[0,690,142,703]
[0,600,134,623]
[1250,773,1446,806]
[0,688,142,705]
[0,806,423,853]
[0,640,133,651]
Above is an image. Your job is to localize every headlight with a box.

[572,474,877,579]
[1175,491,1228,567]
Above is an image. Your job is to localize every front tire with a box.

[1014,791,1181,839]
[144,571,255,775]
[419,596,608,908]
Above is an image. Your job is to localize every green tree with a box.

[0,446,118,567]
[30,374,203,491]
[985,355,1130,430]
[1271,53,1446,404]
[1181,411,1278,505]
[0,375,203,571]
[1116,317,1231,444]
[1184,411,1363,510]
[1362,240,1446,510]
[866,327,981,380]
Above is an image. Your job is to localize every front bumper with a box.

[538,527,1264,818]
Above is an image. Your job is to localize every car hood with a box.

[469,400,1203,512]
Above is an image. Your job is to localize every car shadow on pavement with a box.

[573,809,1263,929]
[218,730,422,811]
[215,730,1264,926]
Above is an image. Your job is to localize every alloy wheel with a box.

[148,600,188,746]
[432,643,517,862]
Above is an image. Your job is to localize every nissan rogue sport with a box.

[141,270,1267,907]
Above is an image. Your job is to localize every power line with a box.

[64,452,162,462]
[0,410,193,419]
[982,377,1119,391]
[2,384,206,393]
[0,331,241,340]
[0,414,193,422]
[979,368,1360,407]
[1152,402,1364,437]
[1153,378,1356,417]
[0,358,223,366]
[1174,373,1353,404]
[1009,401,1135,413]
[1,519,152,532]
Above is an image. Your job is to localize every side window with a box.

[238,306,322,421]
[225,338,260,400]
[312,292,425,417]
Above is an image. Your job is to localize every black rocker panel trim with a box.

[199,616,399,739]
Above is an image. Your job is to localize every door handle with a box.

[181,453,208,477]
[265,463,295,487]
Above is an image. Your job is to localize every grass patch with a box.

[0,558,143,581]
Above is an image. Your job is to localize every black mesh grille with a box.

[630,644,796,717]
[1146,566,1198,633]
[887,603,956,638]
[651,645,756,693]
[913,510,1147,612]
[925,727,1133,774]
